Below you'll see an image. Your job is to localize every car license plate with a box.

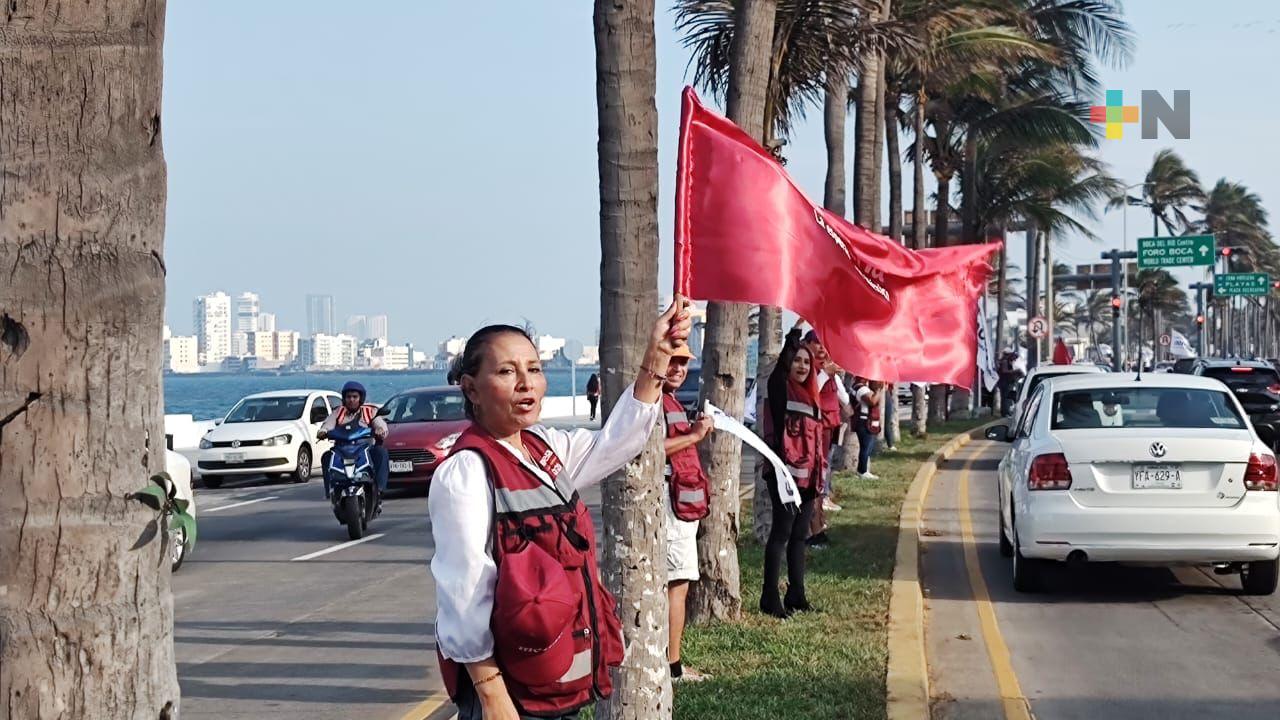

[224,452,245,464]
[1133,464,1181,489]
[390,460,414,473]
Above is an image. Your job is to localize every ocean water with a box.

[164,368,599,420]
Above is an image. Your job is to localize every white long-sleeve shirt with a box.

[817,369,851,409]
[428,388,661,664]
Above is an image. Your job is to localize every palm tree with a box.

[1,2,181,717]
[593,1,671,714]
[1111,149,1204,236]
[678,0,785,624]
[1193,179,1273,358]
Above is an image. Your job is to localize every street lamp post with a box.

[1119,181,1158,368]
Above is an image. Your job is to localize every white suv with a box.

[1009,363,1105,424]
[196,390,340,488]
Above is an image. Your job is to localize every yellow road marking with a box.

[397,690,451,720]
[957,450,1034,720]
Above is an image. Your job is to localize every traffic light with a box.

[1271,280,1280,290]
[1110,295,1123,309]
[1221,247,1233,257]
[1196,314,1205,325]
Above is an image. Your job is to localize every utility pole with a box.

[1189,281,1212,357]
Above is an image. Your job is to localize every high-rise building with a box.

[346,314,367,341]
[306,294,336,336]
[257,312,277,333]
[248,330,301,364]
[193,291,232,365]
[163,327,200,373]
[231,332,250,358]
[235,292,260,334]
[367,315,389,343]
[300,333,357,369]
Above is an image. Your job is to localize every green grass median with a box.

[673,420,985,720]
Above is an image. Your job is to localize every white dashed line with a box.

[291,533,386,562]
[203,496,279,513]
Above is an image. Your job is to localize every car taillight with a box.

[1028,453,1072,491]
[1267,384,1280,394]
[1245,453,1278,491]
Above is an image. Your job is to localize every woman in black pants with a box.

[760,327,826,618]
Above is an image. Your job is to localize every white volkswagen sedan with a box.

[987,374,1280,595]
[196,389,340,488]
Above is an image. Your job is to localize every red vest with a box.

[662,393,710,521]
[817,375,843,431]
[437,425,624,715]
[772,383,826,494]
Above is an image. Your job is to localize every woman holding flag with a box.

[759,325,827,618]
[429,298,692,720]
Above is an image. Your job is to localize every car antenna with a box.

[1134,358,1142,382]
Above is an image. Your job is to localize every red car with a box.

[380,386,470,490]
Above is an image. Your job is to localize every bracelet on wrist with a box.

[474,670,503,688]
[639,365,666,383]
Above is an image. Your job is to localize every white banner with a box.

[704,400,801,509]
[976,296,999,391]
[1169,329,1197,359]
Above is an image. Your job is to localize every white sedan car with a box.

[1007,362,1104,421]
[988,374,1280,595]
[196,389,340,488]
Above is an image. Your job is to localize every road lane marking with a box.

[958,450,1034,720]
[291,533,385,561]
[397,690,452,720]
[203,496,278,513]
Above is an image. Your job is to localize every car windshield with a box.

[382,391,467,423]
[1202,366,1280,390]
[1024,371,1088,400]
[1051,387,1246,430]
[224,396,307,423]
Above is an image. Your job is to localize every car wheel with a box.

[202,475,223,489]
[292,445,312,484]
[998,498,1014,558]
[1241,558,1279,595]
[171,524,188,572]
[1011,514,1044,593]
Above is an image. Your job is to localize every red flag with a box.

[674,88,998,387]
[1053,338,1074,365]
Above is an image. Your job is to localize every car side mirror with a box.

[213,419,222,426]
[376,406,390,417]
[985,424,1012,443]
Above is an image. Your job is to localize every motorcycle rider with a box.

[318,381,389,509]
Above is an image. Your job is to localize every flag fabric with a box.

[673,88,998,388]
[1052,338,1074,365]
[1169,329,1197,359]
[976,296,999,391]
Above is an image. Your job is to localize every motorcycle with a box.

[321,423,381,540]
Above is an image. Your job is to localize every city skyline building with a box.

[192,291,231,366]
[257,312,276,333]
[368,314,388,343]
[306,294,336,337]
[235,292,260,334]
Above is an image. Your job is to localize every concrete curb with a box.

[885,422,996,720]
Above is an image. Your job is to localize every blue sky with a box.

[162,1,1279,347]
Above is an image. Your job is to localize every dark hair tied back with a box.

[453,325,533,420]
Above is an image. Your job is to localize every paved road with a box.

[923,441,1280,720]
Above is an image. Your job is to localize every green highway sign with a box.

[1137,234,1215,268]
[1214,272,1271,297]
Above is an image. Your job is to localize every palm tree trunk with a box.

[885,85,904,244]
[823,75,849,216]
[593,2,670,716]
[911,91,928,251]
[1,3,180,718]
[869,64,886,232]
[933,173,952,248]
[853,29,883,226]
[961,132,978,244]
[995,227,1009,404]
[691,0,778,625]
[1044,229,1055,361]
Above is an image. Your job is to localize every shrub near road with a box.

[673,421,983,720]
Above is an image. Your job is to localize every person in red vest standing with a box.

[660,344,713,683]
[801,329,851,548]
[760,326,827,618]
[428,299,692,720]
